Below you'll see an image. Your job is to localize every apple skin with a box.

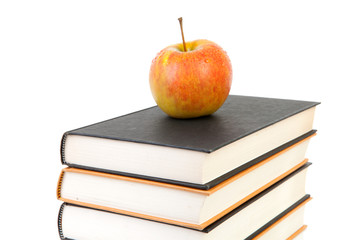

[149,39,232,119]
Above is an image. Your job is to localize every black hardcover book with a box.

[61,95,319,188]
[57,133,313,230]
[58,163,312,240]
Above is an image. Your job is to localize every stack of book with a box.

[57,95,319,240]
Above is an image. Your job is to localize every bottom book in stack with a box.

[58,163,311,240]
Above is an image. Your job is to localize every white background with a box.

[1,0,359,239]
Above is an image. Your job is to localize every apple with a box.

[149,18,232,119]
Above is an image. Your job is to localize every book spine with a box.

[60,132,68,165]
[58,203,75,240]
[57,170,65,199]
[58,203,66,240]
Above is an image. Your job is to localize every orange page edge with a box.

[58,132,316,197]
[252,199,311,240]
[57,158,310,230]
[287,225,308,240]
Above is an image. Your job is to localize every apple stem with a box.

[178,17,187,52]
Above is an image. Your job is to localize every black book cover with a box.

[64,130,316,190]
[61,95,319,189]
[62,95,319,153]
[58,162,311,239]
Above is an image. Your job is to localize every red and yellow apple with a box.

[149,39,232,119]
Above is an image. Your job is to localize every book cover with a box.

[62,95,319,153]
[61,95,319,189]
[58,162,312,239]
[57,133,313,229]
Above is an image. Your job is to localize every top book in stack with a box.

[61,95,319,189]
